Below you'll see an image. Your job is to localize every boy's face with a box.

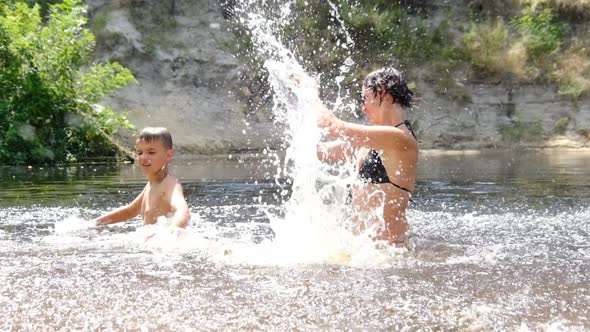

[135,138,173,176]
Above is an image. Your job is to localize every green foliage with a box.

[285,1,584,102]
[65,106,133,161]
[277,1,455,100]
[283,1,341,71]
[553,116,570,134]
[3,0,61,17]
[0,0,136,165]
[337,1,435,67]
[223,0,587,107]
[498,116,545,141]
[76,63,136,104]
[462,5,577,97]
[511,8,564,60]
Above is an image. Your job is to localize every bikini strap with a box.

[394,120,418,141]
[388,180,412,194]
[387,121,417,202]
[388,180,414,203]
[368,146,416,203]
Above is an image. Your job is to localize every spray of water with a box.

[327,0,357,113]
[219,0,403,265]
[42,1,399,267]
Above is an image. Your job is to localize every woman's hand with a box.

[317,111,343,137]
[317,111,335,129]
[288,71,341,136]
[289,71,316,89]
[289,72,321,103]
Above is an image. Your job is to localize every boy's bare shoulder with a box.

[165,174,180,183]
[163,175,183,189]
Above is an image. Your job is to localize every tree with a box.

[0,0,136,165]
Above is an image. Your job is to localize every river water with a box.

[2,0,589,329]
[0,149,589,331]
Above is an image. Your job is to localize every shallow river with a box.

[0,149,588,331]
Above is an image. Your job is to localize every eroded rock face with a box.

[412,81,590,149]
[88,0,280,154]
[88,0,590,152]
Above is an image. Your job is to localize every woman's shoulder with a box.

[383,130,419,155]
[380,125,419,152]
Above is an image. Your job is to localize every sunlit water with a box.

[1,151,589,331]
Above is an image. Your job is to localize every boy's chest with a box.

[141,187,172,223]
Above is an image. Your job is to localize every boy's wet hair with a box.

[363,67,415,108]
[137,127,173,149]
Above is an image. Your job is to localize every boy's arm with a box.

[169,183,190,228]
[94,186,145,225]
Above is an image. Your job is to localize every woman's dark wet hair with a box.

[363,67,414,108]
[137,127,173,149]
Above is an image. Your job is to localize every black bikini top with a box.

[357,121,416,194]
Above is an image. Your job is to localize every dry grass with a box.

[551,38,590,97]
[111,0,132,9]
[519,0,590,17]
[463,20,534,79]
[505,41,533,79]
[551,0,590,12]
[463,20,509,77]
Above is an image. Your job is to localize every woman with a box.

[313,67,418,245]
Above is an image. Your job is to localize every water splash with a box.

[327,0,357,113]
[217,0,395,265]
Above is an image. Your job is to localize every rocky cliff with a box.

[87,0,280,154]
[414,82,590,149]
[87,0,590,154]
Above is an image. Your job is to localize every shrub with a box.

[338,1,435,67]
[464,7,567,84]
[541,0,590,19]
[553,116,570,134]
[463,20,511,77]
[551,38,590,97]
[498,115,545,141]
[0,0,136,165]
[511,8,564,61]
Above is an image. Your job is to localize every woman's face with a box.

[361,86,380,122]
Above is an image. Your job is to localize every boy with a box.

[93,127,191,229]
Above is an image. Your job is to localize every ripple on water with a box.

[0,202,588,330]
